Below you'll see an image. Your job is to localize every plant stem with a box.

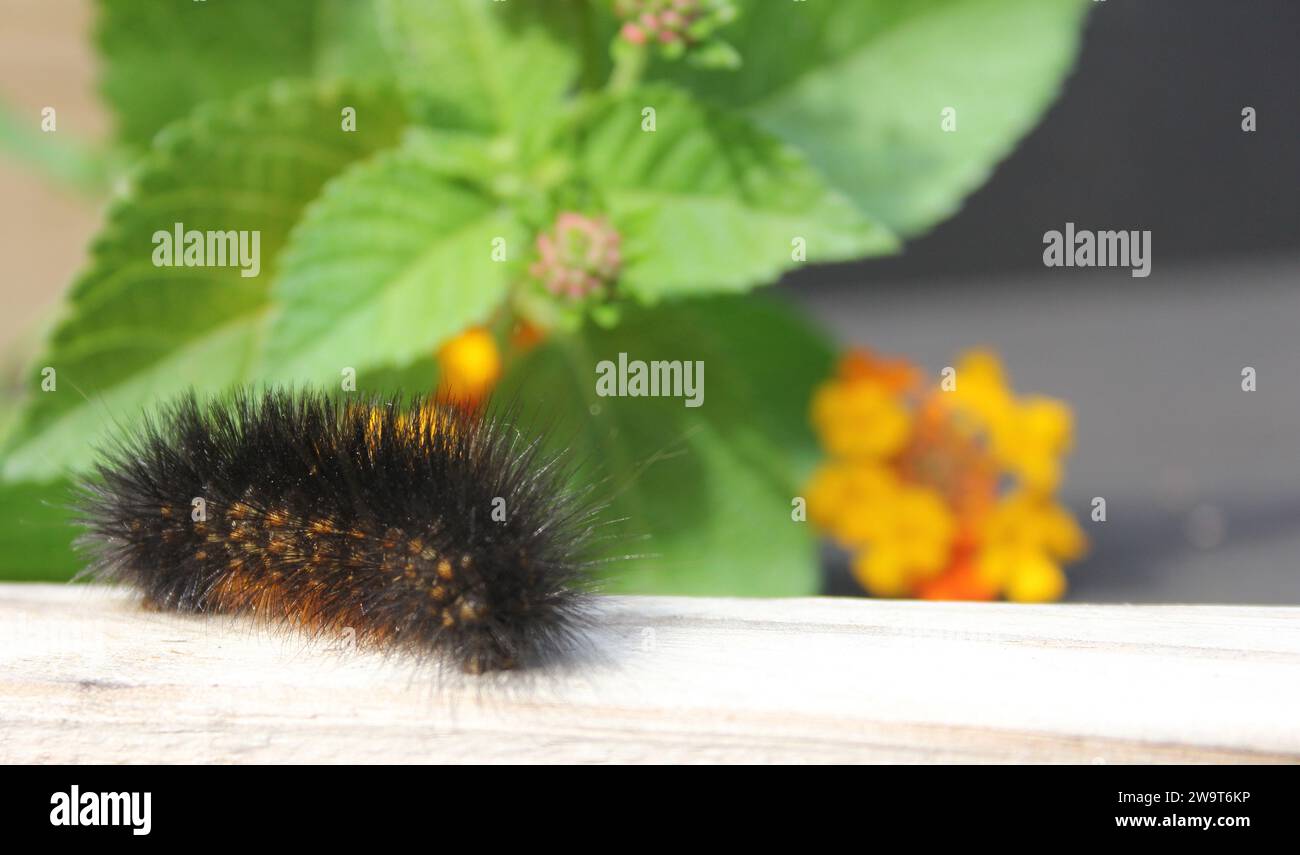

[608,43,648,95]
[576,0,602,91]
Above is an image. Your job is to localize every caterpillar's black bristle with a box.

[75,389,604,674]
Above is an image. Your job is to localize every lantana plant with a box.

[0,0,1091,593]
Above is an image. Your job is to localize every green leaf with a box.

[97,0,307,146]
[96,0,395,147]
[355,356,441,397]
[313,0,398,80]
[577,85,895,300]
[0,480,80,582]
[264,131,525,383]
[2,82,407,482]
[498,294,834,596]
[687,39,743,72]
[377,0,582,133]
[655,0,1090,236]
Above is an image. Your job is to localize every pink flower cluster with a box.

[616,0,704,46]
[530,212,623,300]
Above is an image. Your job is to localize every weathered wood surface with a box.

[1,584,1297,763]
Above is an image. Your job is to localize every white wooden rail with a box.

[1,584,1297,763]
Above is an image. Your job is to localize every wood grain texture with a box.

[2,583,1298,764]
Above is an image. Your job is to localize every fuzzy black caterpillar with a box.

[75,389,604,674]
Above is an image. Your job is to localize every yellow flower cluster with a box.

[806,349,1085,602]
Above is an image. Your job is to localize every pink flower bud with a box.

[530,213,623,301]
[620,22,647,45]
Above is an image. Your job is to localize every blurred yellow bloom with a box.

[811,379,911,460]
[885,486,956,577]
[805,347,1086,602]
[995,396,1074,492]
[437,326,502,404]
[980,490,1087,562]
[845,485,956,593]
[951,350,1075,493]
[949,349,1013,429]
[979,546,1067,603]
[853,545,911,598]
[806,462,898,545]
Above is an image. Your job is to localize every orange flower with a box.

[509,319,546,353]
[917,556,998,602]
[838,347,921,394]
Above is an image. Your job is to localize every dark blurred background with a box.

[814,0,1300,280]
[794,0,1300,603]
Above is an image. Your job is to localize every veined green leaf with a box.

[96,0,394,147]
[377,0,583,134]
[2,83,407,482]
[655,0,1090,236]
[577,85,896,300]
[264,131,525,383]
